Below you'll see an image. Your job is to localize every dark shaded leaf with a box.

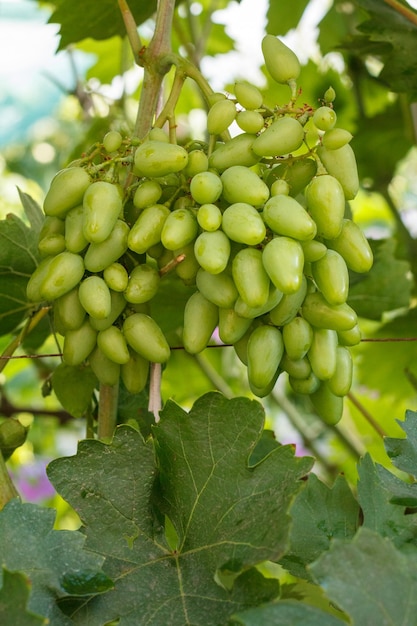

[230,598,346,626]
[52,363,97,418]
[0,568,47,626]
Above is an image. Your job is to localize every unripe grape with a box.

[327,345,353,396]
[133,140,188,178]
[218,308,252,344]
[83,181,123,244]
[194,230,231,274]
[121,349,149,394]
[97,325,130,365]
[270,179,290,196]
[133,180,163,210]
[247,324,284,391]
[326,219,373,273]
[64,205,89,253]
[261,35,301,84]
[55,287,86,331]
[308,327,338,381]
[182,291,219,354]
[322,128,353,150]
[26,256,54,302]
[103,263,129,292]
[281,354,312,380]
[236,110,265,134]
[207,98,236,135]
[263,194,317,241]
[89,346,121,387]
[196,269,238,308]
[313,106,337,131]
[62,320,97,366]
[234,81,263,110]
[301,240,327,263]
[190,171,223,204]
[289,372,320,395]
[84,220,129,273]
[262,237,304,294]
[175,243,200,284]
[128,204,170,254]
[184,150,209,177]
[302,292,357,332]
[306,174,345,239]
[123,313,170,363]
[79,276,112,320]
[124,264,160,304]
[252,117,304,157]
[317,144,359,200]
[324,86,336,104]
[222,203,266,245]
[267,158,317,197]
[38,216,65,256]
[337,324,362,347]
[310,382,344,425]
[312,249,349,305]
[268,275,307,326]
[197,203,222,231]
[232,247,270,308]
[234,285,283,319]
[39,251,85,301]
[208,133,259,171]
[43,166,91,218]
[220,165,269,207]
[161,208,198,250]
[282,317,313,361]
[103,130,123,153]
[89,290,126,331]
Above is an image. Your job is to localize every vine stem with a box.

[0,451,19,510]
[347,392,388,438]
[383,0,417,26]
[97,382,119,441]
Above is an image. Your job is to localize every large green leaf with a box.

[310,527,417,625]
[47,392,312,625]
[279,474,360,580]
[266,0,310,36]
[0,568,47,626]
[230,599,346,626]
[385,409,417,477]
[0,499,112,626]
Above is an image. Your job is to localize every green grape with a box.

[197,203,222,231]
[83,181,123,244]
[322,128,353,150]
[207,98,236,135]
[194,230,231,274]
[234,81,263,110]
[308,327,338,380]
[220,165,269,207]
[313,106,337,131]
[312,249,349,305]
[133,140,188,178]
[232,247,270,308]
[317,144,359,200]
[268,275,307,326]
[161,208,198,250]
[89,346,121,387]
[281,354,312,380]
[182,291,219,354]
[38,216,65,256]
[300,239,327,263]
[337,324,362,347]
[261,35,301,84]
[305,174,345,239]
[121,349,150,394]
[326,218,373,273]
[196,269,238,308]
[103,130,123,153]
[62,319,97,366]
[262,236,304,294]
[0,419,28,460]
[218,308,252,344]
[26,256,54,302]
[55,287,86,332]
[39,251,85,301]
[183,149,209,177]
[123,313,170,363]
[124,264,160,304]
[89,290,126,331]
[64,205,89,253]
[310,382,344,425]
[128,204,171,254]
[236,110,265,134]
[234,284,283,319]
[250,368,280,398]
[208,133,260,172]
[302,292,357,331]
[147,127,170,142]
[263,194,317,241]
[282,317,313,361]
[133,180,163,210]
[233,324,255,365]
[327,345,353,396]
[79,276,112,320]
[267,158,317,197]
[324,86,336,104]
[103,263,129,292]
[247,324,284,391]
[190,171,223,204]
[97,325,130,365]
[84,220,129,273]
[252,117,304,157]
[289,372,320,395]
[222,202,266,245]
[175,243,200,284]
[270,179,290,196]
[43,166,91,218]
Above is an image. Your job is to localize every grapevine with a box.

[26,34,373,428]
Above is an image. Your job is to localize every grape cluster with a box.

[27,34,373,424]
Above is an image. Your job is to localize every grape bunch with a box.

[26,34,373,424]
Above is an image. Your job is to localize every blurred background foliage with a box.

[1,0,417,524]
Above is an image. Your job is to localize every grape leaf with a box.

[309,527,417,626]
[0,499,112,626]
[230,598,346,626]
[347,238,412,320]
[51,363,98,418]
[357,454,417,548]
[266,0,310,36]
[385,410,417,478]
[0,568,47,626]
[279,474,360,580]
[47,392,313,625]
[17,188,44,237]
